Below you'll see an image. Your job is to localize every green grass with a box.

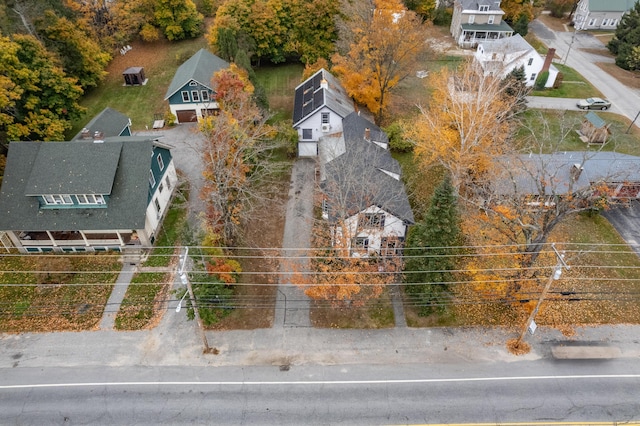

[0,254,121,332]
[515,109,640,156]
[115,272,168,330]
[68,38,208,137]
[530,63,604,99]
[254,63,304,119]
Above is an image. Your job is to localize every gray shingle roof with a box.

[480,34,532,54]
[322,114,413,224]
[292,68,355,126]
[589,0,635,12]
[0,137,160,231]
[24,141,122,195]
[164,48,230,100]
[459,0,505,11]
[493,152,640,196]
[73,107,131,140]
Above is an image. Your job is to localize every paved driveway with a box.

[526,96,622,114]
[529,19,640,125]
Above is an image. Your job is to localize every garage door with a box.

[176,110,197,123]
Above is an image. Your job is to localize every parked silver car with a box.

[577,97,611,110]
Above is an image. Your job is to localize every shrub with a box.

[534,70,549,90]
[385,122,414,153]
[164,111,176,127]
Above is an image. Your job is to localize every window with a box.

[43,194,73,205]
[189,81,198,86]
[181,91,190,102]
[157,153,164,171]
[159,182,164,193]
[321,112,330,124]
[353,237,369,250]
[530,73,537,81]
[149,170,156,187]
[358,213,385,229]
[488,15,494,24]
[527,58,533,66]
[201,90,210,102]
[154,198,161,213]
[468,15,475,24]
[76,194,105,205]
[191,91,200,102]
[588,18,596,26]
[479,5,489,11]
[302,129,313,140]
[165,175,172,190]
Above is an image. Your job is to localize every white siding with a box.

[144,160,178,243]
[341,206,407,257]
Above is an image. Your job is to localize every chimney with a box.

[570,163,583,181]
[364,127,371,141]
[320,78,328,89]
[541,48,555,73]
[80,128,91,139]
[93,131,104,143]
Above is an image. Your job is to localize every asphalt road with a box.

[2,361,639,425]
[529,19,640,124]
[526,96,624,115]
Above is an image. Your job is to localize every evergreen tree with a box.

[608,1,640,71]
[510,13,529,36]
[503,66,529,115]
[404,175,460,316]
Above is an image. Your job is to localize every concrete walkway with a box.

[99,263,137,330]
[274,159,314,328]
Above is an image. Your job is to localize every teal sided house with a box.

[0,136,177,253]
[73,107,132,140]
[164,48,230,123]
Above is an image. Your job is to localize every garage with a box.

[176,110,197,123]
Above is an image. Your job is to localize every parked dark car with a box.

[577,97,611,110]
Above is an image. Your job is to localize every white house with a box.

[292,68,355,157]
[475,34,559,88]
[573,0,636,30]
[321,113,414,257]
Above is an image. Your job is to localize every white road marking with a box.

[2,374,640,389]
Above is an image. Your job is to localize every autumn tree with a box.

[199,65,286,244]
[408,60,518,193]
[35,10,111,90]
[332,0,431,121]
[0,33,84,143]
[404,174,461,315]
[292,219,397,307]
[208,0,338,65]
[503,65,530,115]
[154,0,204,41]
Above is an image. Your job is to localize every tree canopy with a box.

[0,33,84,143]
[607,0,640,71]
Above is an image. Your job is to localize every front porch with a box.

[8,230,138,253]
[458,22,514,48]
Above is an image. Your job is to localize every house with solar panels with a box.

[292,68,355,157]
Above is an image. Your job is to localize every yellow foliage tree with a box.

[331,0,431,120]
[291,220,397,307]
[408,60,517,193]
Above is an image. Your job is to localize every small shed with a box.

[578,111,611,144]
[123,67,147,86]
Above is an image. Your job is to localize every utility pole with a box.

[177,247,215,354]
[516,243,570,347]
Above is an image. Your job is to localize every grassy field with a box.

[68,38,208,137]
[515,109,640,155]
[0,253,121,332]
[530,63,604,99]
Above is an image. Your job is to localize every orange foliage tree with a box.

[332,0,431,121]
[291,220,398,307]
[408,60,518,193]
[199,65,285,244]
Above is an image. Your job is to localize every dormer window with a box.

[149,170,156,187]
[157,153,164,171]
[76,194,105,205]
[479,5,489,11]
[189,81,198,86]
[43,195,74,205]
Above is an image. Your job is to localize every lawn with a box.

[530,63,604,99]
[515,109,640,155]
[254,63,304,121]
[310,292,396,329]
[0,253,121,332]
[68,37,208,137]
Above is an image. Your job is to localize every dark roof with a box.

[292,68,354,126]
[461,21,513,32]
[123,67,144,75]
[492,152,640,196]
[322,114,413,224]
[164,48,230,100]
[25,141,122,195]
[0,137,161,231]
[73,108,131,140]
